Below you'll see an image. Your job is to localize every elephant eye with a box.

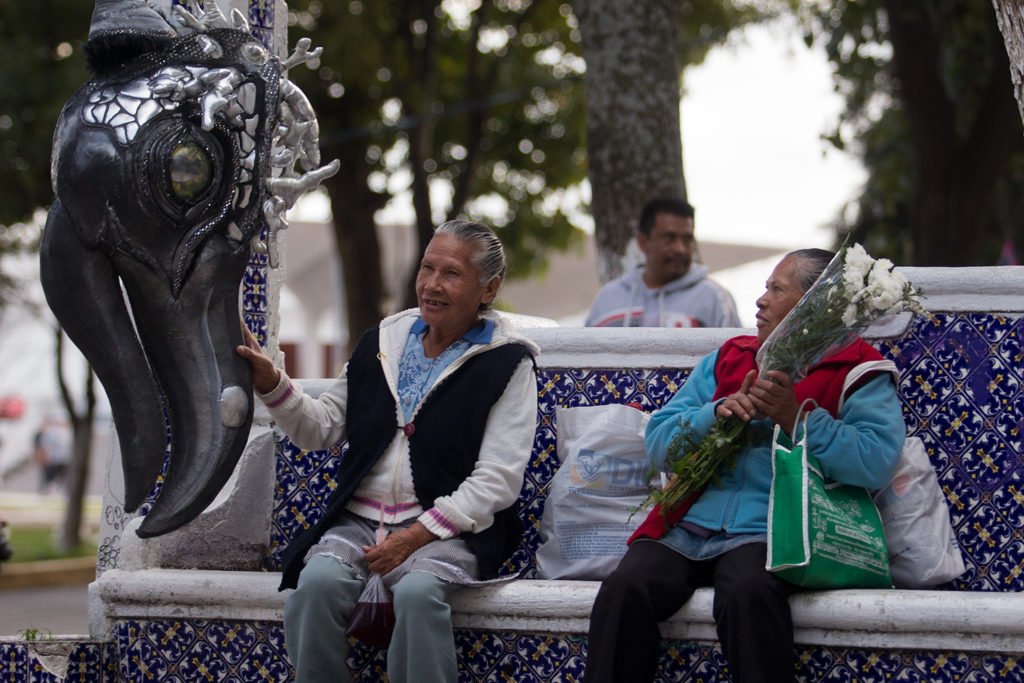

[169,142,212,200]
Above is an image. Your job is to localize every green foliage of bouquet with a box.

[642,243,928,518]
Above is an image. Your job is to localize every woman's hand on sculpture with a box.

[236,326,281,394]
[363,522,437,576]
[715,370,761,422]
[748,370,800,436]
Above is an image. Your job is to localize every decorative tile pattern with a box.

[243,312,269,347]
[96,620,1024,683]
[111,620,290,683]
[250,27,275,50]
[243,242,269,345]
[247,0,275,30]
[0,640,114,683]
[877,313,1024,592]
[264,435,347,570]
[242,261,270,316]
[0,643,28,681]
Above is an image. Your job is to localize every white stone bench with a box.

[94,568,1024,654]
[86,265,1024,679]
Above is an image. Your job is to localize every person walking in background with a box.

[33,414,71,495]
[585,198,740,328]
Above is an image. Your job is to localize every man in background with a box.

[585,198,740,328]
[33,414,71,494]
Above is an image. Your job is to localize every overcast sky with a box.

[680,20,862,324]
[682,20,862,250]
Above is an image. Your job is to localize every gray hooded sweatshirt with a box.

[585,264,740,328]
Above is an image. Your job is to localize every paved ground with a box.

[0,461,104,639]
[0,583,91,638]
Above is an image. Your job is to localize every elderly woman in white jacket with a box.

[238,220,538,683]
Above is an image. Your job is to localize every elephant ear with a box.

[39,200,167,512]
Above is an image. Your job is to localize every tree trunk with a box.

[575,0,686,282]
[885,1,1020,265]
[445,6,490,224]
[405,123,436,309]
[992,0,1024,126]
[59,406,94,553]
[400,1,442,310]
[991,0,1024,262]
[54,329,96,553]
[322,156,388,357]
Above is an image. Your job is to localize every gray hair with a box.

[433,219,507,291]
[786,248,835,292]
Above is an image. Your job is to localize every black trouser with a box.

[584,539,798,683]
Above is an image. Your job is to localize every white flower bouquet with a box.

[642,243,928,517]
[756,243,928,380]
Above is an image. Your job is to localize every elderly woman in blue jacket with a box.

[238,220,538,683]
[584,249,906,683]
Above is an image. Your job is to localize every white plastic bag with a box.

[872,437,966,587]
[535,403,652,579]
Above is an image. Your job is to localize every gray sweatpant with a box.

[284,553,459,682]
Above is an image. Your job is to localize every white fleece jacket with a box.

[258,308,539,540]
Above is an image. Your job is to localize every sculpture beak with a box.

[40,202,253,537]
[113,231,254,538]
[40,202,168,514]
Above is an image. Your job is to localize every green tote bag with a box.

[766,417,892,589]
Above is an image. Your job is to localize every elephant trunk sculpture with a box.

[41,0,338,537]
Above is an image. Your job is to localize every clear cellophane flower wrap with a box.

[640,243,928,518]
[756,243,928,380]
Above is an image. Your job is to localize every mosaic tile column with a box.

[237,0,290,367]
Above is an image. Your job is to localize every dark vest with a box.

[279,324,534,590]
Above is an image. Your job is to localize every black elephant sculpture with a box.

[40,0,337,537]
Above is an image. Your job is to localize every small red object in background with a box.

[0,396,25,419]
